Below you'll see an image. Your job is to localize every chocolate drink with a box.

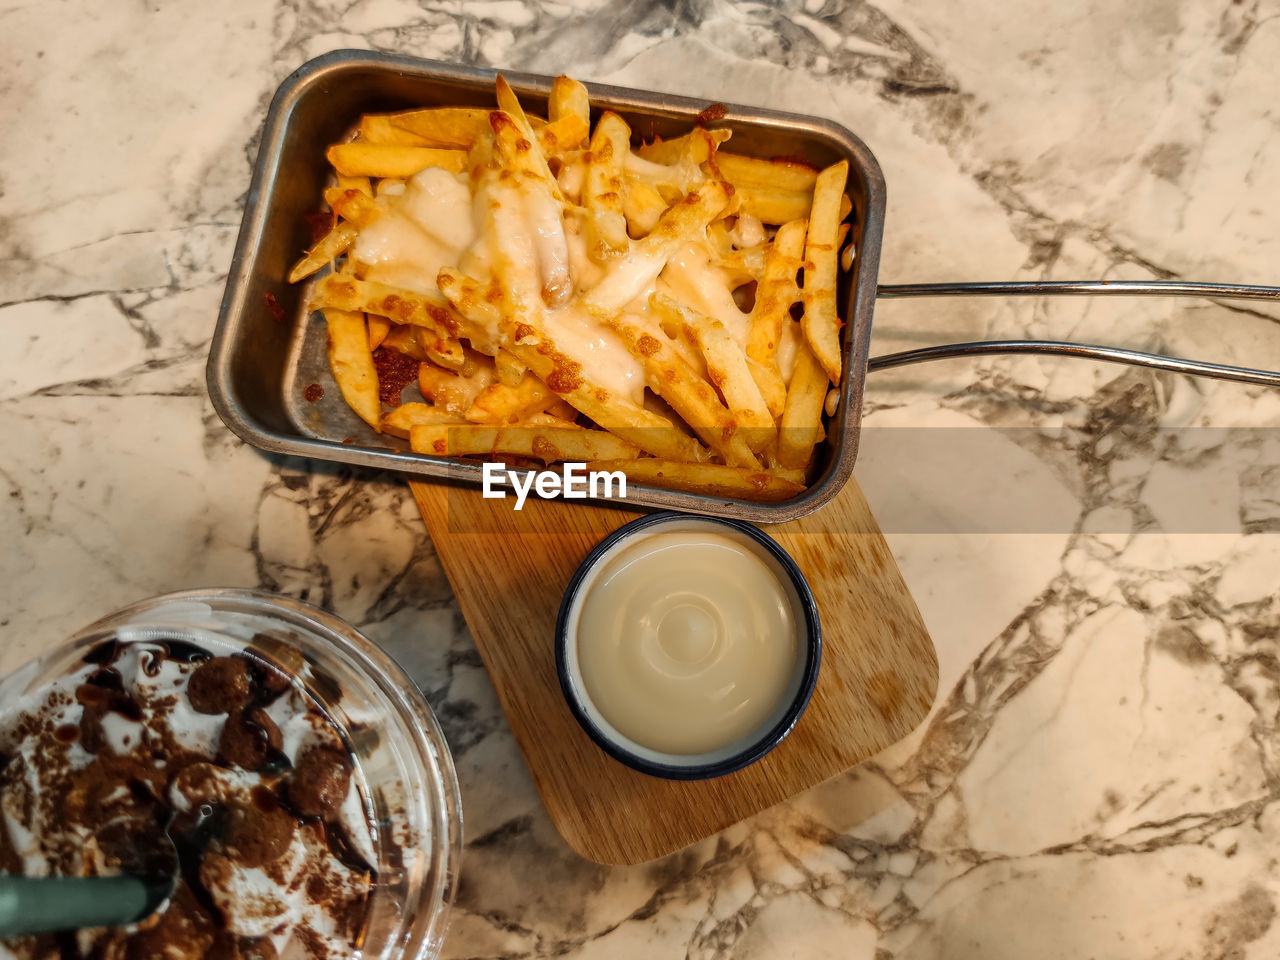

[0,636,376,960]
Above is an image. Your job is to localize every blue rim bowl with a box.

[555,512,822,781]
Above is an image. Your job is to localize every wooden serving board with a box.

[410,476,937,865]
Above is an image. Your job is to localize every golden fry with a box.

[367,314,392,351]
[323,187,379,227]
[538,114,589,156]
[380,107,491,148]
[585,459,805,502]
[503,336,705,462]
[287,221,358,284]
[311,274,466,339]
[584,112,631,260]
[522,411,581,429]
[802,159,848,383]
[622,180,666,237]
[465,374,555,425]
[776,340,827,470]
[335,175,373,197]
[635,128,731,165]
[358,115,435,147]
[714,153,818,193]
[410,424,641,464]
[322,309,381,431]
[581,180,733,319]
[381,402,466,439]
[606,313,759,469]
[494,76,562,199]
[418,358,495,416]
[735,183,811,225]
[326,143,467,178]
[649,293,775,453]
[549,76,591,128]
[746,217,806,415]
[494,350,528,387]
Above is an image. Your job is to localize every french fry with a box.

[465,374,554,424]
[622,180,666,237]
[380,107,491,148]
[435,267,503,347]
[358,115,435,147]
[323,187,379,227]
[735,183,811,225]
[490,112,572,305]
[746,217,806,415]
[322,309,381,431]
[776,340,827,470]
[580,180,733,319]
[747,219,806,361]
[502,334,706,463]
[538,114,589,156]
[585,459,805,502]
[606,313,759,469]
[381,325,468,372]
[410,424,642,464]
[367,314,392,351]
[549,76,591,128]
[327,143,468,178]
[584,112,631,261]
[494,350,528,387]
[288,221,358,283]
[418,358,495,416]
[649,293,775,453]
[543,400,578,422]
[802,160,848,384]
[335,175,373,197]
[494,76,562,200]
[381,402,466,439]
[747,357,786,421]
[714,153,818,193]
[635,128,731,166]
[523,411,581,429]
[311,274,466,340]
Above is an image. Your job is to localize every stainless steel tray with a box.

[208,51,1280,525]
[206,50,884,523]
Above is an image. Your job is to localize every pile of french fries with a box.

[289,75,851,503]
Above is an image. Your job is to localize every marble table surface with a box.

[4,0,1280,956]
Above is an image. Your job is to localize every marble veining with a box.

[3,0,1280,957]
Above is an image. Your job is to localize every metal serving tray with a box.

[207,50,885,523]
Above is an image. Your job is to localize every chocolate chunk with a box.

[188,658,253,715]
[223,800,294,868]
[243,636,305,700]
[287,746,352,818]
[218,708,283,771]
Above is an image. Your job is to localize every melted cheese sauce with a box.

[659,242,750,344]
[353,168,475,294]
[575,530,800,756]
[542,304,645,406]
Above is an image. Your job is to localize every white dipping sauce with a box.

[575,530,800,755]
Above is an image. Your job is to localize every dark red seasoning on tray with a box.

[372,347,419,406]
[304,383,325,403]
[263,292,287,324]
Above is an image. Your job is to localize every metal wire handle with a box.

[869,280,1280,387]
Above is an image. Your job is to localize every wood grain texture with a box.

[411,476,937,865]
